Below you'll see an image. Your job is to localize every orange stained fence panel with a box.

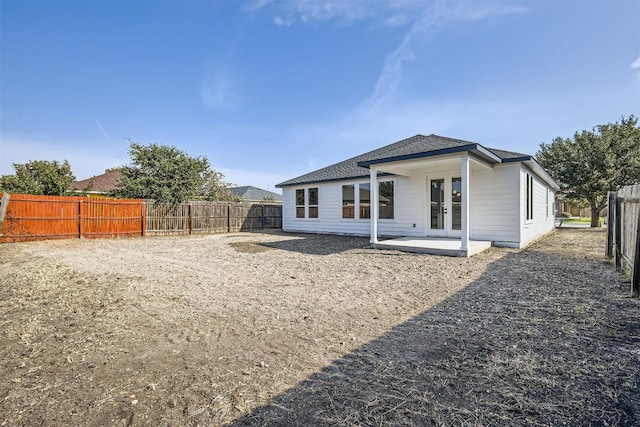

[0,193,144,243]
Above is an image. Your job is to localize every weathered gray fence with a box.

[607,184,640,297]
[145,201,282,236]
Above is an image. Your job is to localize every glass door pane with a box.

[430,179,444,229]
[451,177,461,230]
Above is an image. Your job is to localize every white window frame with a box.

[378,179,395,221]
[294,187,319,220]
[526,173,534,223]
[308,187,319,219]
[295,188,305,219]
[545,189,549,220]
[358,182,371,221]
[341,184,355,220]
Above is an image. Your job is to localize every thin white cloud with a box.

[250,1,526,112]
[632,56,640,70]
[243,0,274,13]
[95,119,113,143]
[384,14,408,27]
[274,15,295,26]
[362,1,528,110]
[251,0,376,25]
[295,1,372,22]
[200,65,241,110]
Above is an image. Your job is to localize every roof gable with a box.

[277,134,532,188]
[70,170,121,193]
[230,186,282,201]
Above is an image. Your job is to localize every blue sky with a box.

[1,0,639,193]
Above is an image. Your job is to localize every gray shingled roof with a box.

[230,186,282,202]
[277,134,531,188]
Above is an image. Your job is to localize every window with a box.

[545,189,549,219]
[451,177,461,230]
[526,173,534,221]
[295,187,319,219]
[308,187,318,218]
[342,185,355,219]
[359,183,370,219]
[296,189,305,218]
[379,181,394,220]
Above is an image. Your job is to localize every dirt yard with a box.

[0,229,638,426]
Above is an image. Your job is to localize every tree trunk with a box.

[590,201,601,227]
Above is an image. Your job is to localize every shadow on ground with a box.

[261,233,371,255]
[231,230,640,426]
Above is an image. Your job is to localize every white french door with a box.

[428,176,462,237]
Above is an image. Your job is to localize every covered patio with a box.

[358,144,503,257]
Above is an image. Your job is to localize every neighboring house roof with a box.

[229,186,283,202]
[69,170,121,193]
[277,134,543,188]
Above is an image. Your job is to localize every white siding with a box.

[469,163,521,246]
[282,176,427,237]
[387,173,426,237]
[282,183,369,235]
[281,161,556,247]
[519,166,555,247]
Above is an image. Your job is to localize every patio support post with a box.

[461,155,470,252]
[370,167,379,246]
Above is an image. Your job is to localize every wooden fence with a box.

[0,194,282,242]
[145,201,282,235]
[0,193,145,243]
[607,184,640,297]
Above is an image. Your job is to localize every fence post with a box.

[227,204,231,233]
[606,192,615,258]
[632,201,640,298]
[78,199,84,238]
[261,204,265,229]
[615,195,622,271]
[141,201,146,237]
[188,203,193,234]
[0,193,10,236]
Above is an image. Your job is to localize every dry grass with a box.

[232,229,640,426]
[1,229,638,426]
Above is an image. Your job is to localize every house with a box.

[229,186,283,203]
[276,134,559,256]
[69,170,121,195]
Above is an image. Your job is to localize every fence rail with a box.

[0,193,282,243]
[145,201,282,235]
[607,184,640,297]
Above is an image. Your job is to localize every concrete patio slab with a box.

[374,237,492,257]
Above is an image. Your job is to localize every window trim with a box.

[545,189,549,220]
[339,179,397,222]
[526,173,534,222]
[295,188,305,219]
[378,179,395,221]
[294,187,319,220]
[358,182,371,220]
[308,187,319,219]
[341,184,355,219]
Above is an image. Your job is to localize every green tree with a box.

[201,170,241,202]
[0,160,75,195]
[536,115,640,227]
[114,141,237,204]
